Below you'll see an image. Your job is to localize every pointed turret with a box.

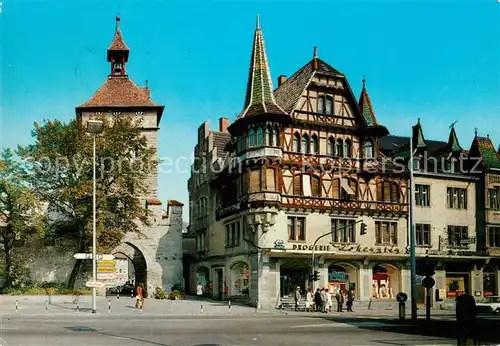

[412,118,427,149]
[107,16,130,76]
[447,122,462,152]
[358,78,377,126]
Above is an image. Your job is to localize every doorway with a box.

[280,269,306,297]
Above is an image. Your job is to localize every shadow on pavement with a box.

[65,326,171,346]
[315,315,500,344]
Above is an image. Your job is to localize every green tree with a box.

[19,116,156,288]
[0,148,46,288]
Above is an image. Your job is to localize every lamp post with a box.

[409,130,418,321]
[86,120,104,314]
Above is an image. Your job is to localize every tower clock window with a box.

[293,133,300,152]
[248,128,255,147]
[256,127,264,146]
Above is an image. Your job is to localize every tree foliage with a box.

[0,148,46,288]
[19,116,156,287]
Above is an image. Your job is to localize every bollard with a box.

[15,300,18,312]
[45,300,48,314]
[200,302,204,314]
[108,300,111,314]
[117,292,120,299]
[228,300,231,314]
[76,301,79,312]
[131,292,134,299]
[398,302,406,320]
[254,300,258,314]
[367,298,372,310]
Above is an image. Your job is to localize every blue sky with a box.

[1,0,499,220]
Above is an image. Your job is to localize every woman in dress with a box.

[326,288,333,312]
[306,288,314,312]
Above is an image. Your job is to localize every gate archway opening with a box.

[372,264,399,299]
[112,242,148,296]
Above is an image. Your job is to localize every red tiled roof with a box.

[109,17,129,52]
[78,76,158,108]
[146,199,162,206]
[168,200,184,207]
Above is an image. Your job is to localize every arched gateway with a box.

[74,17,185,293]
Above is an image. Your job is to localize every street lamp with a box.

[86,120,104,314]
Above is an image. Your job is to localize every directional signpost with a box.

[73,253,116,283]
[74,253,115,260]
[86,281,106,288]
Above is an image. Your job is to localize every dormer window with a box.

[317,95,334,115]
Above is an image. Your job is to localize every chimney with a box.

[219,117,229,133]
[278,75,287,86]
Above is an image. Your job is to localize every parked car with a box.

[476,296,500,315]
[106,283,135,296]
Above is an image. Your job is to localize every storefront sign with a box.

[274,239,285,250]
[290,243,400,254]
[292,244,332,251]
[328,272,347,281]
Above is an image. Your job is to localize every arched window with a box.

[344,139,351,158]
[272,127,279,146]
[328,137,335,156]
[302,135,310,154]
[336,139,344,157]
[293,133,300,152]
[256,127,263,146]
[265,126,271,145]
[248,128,255,147]
[325,96,333,115]
[364,139,374,158]
[311,135,318,154]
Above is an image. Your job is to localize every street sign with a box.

[422,277,436,289]
[396,292,408,303]
[97,273,116,280]
[73,253,115,260]
[97,260,116,266]
[97,267,116,273]
[86,281,106,288]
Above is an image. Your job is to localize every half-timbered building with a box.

[188,18,411,309]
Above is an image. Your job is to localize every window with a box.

[248,128,255,147]
[377,181,400,203]
[311,135,318,154]
[310,175,320,197]
[375,221,397,245]
[301,135,310,154]
[292,174,320,197]
[487,226,500,247]
[317,95,333,115]
[237,136,244,152]
[446,187,467,209]
[341,178,357,200]
[344,139,351,158]
[331,218,356,243]
[415,184,430,207]
[288,216,305,241]
[293,174,301,195]
[249,170,260,193]
[196,231,206,252]
[225,221,241,247]
[327,137,335,156]
[293,133,300,152]
[265,168,276,191]
[331,178,340,199]
[272,127,279,146]
[447,225,468,248]
[317,96,324,114]
[489,187,500,210]
[256,127,263,146]
[265,126,271,146]
[416,224,431,246]
[336,139,344,157]
[364,139,374,158]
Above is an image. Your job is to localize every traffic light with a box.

[360,222,367,235]
[313,271,320,281]
[424,256,435,277]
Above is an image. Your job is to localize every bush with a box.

[1,283,92,296]
[154,287,167,299]
[169,290,184,300]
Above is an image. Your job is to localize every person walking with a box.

[455,290,478,346]
[294,286,301,311]
[326,289,333,313]
[336,289,344,312]
[320,288,328,313]
[306,288,314,312]
[314,288,321,312]
[196,282,204,300]
[135,283,144,309]
[346,288,354,312]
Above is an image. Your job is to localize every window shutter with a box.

[376,181,383,201]
[302,174,312,196]
[265,168,276,191]
[391,183,399,202]
[332,178,340,199]
[293,174,302,195]
[311,175,320,197]
[249,170,261,193]
[383,182,391,201]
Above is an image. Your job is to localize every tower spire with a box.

[107,16,130,76]
[238,17,286,118]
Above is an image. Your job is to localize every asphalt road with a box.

[0,315,459,346]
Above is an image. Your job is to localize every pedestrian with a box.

[135,283,144,309]
[196,282,204,300]
[455,290,478,346]
[314,288,321,312]
[320,288,328,313]
[326,288,333,313]
[306,288,314,312]
[346,288,354,312]
[294,286,301,311]
[336,289,343,312]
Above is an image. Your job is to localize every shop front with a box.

[328,264,357,295]
[230,262,250,296]
[483,265,497,297]
[372,264,399,299]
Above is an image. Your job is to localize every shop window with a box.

[416,223,431,246]
[331,218,356,243]
[288,216,305,241]
[375,221,397,245]
[483,272,497,297]
[446,187,467,209]
[231,263,250,296]
[447,225,468,248]
[415,184,430,207]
